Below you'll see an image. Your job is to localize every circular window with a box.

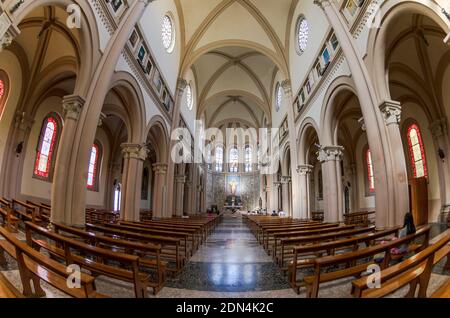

[296,17,309,54]
[275,84,283,112]
[161,14,175,53]
[186,84,193,110]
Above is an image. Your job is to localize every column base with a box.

[440,205,450,224]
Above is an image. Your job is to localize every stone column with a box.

[271,181,281,213]
[297,164,313,219]
[51,95,85,225]
[281,80,301,219]
[0,111,34,198]
[349,163,359,212]
[379,101,409,220]
[314,0,408,228]
[166,78,188,217]
[318,145,344,223]
[174,175,186,216]
[121,144,148,221]
[429,119,450,222]
[50,0,153,226]
[152,163,167,219]
[281,176,291,216]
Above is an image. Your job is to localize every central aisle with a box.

[166,213,291,294]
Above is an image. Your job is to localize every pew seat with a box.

[0,273,23,298]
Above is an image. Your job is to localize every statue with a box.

[229,179,238,196]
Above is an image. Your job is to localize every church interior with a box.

[0,0,449,300]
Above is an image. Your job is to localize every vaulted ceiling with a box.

[175,0,299,129]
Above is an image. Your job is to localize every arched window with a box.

[33,114,61,180]
[161,14,175,53]
[0,70,9,120]
[318,168,323,200]
[366,149,375,193]
[215,146,223,172]
[296,16,309,54]
[229,147,239,173]
[245,146,252,172]
[407,123,428,178]
[87,142,102,191]
[186,84,193,110]
[275,83,283,112]
[113,183,122,212]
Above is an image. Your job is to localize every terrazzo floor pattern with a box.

[1,216,449,298]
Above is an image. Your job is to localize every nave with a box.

[1,210,449,298]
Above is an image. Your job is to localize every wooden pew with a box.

[432,278,450,298]
[344,211,375,226]
[353,233,450,298]
[0,207,19,233]
[0,272,23,298]
[277,226,377,269]
[303,226,430,298]
[52,222,166,294]
[119,221,200,254]
[100,222,192,259]
[26,200,51,222]
[269,225,356,257]
[86,223,184,274]
[0,226,104,298]
[288,227,401,293]
[25,222,154,298]
[11,199,43,224]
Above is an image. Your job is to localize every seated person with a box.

[374,212,416,263]
[271,210,278,217]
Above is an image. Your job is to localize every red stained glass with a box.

[366,149,375,192]
[0,80,4,100]
[34,117,58,178]
[407,124,428,178]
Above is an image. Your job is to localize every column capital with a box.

[152,163,168,174]
[379,100,402,126]
[176,78,188,95]
[281,80,292,95]
[313,0,333,10]
[297,164,313,176]
[281,176,291,184]
[0,13,20,52]
[429,118,448,138]
[317,145,344,163]
[121,143,148,161]
[62,95,85,120]
[14,111,34,131]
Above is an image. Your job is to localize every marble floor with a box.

[1,215,449,298]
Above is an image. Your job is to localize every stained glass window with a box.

[161,14,175,53]
[245,146,252,172]
[114,183,121,212]
[34,116,58,179]
[0,80,4,100]
[407,124,428,178]
[215,146,223,172]
[297,17,309,53]
[186,84,193,110]
[229,147,239,173]
[366,149,375,193]
[87,143,100,190]
[276,84,282,112]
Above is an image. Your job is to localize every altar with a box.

[224,195,243,211]
[223,176,243,211]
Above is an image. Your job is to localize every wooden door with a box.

[409,177,428,226]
